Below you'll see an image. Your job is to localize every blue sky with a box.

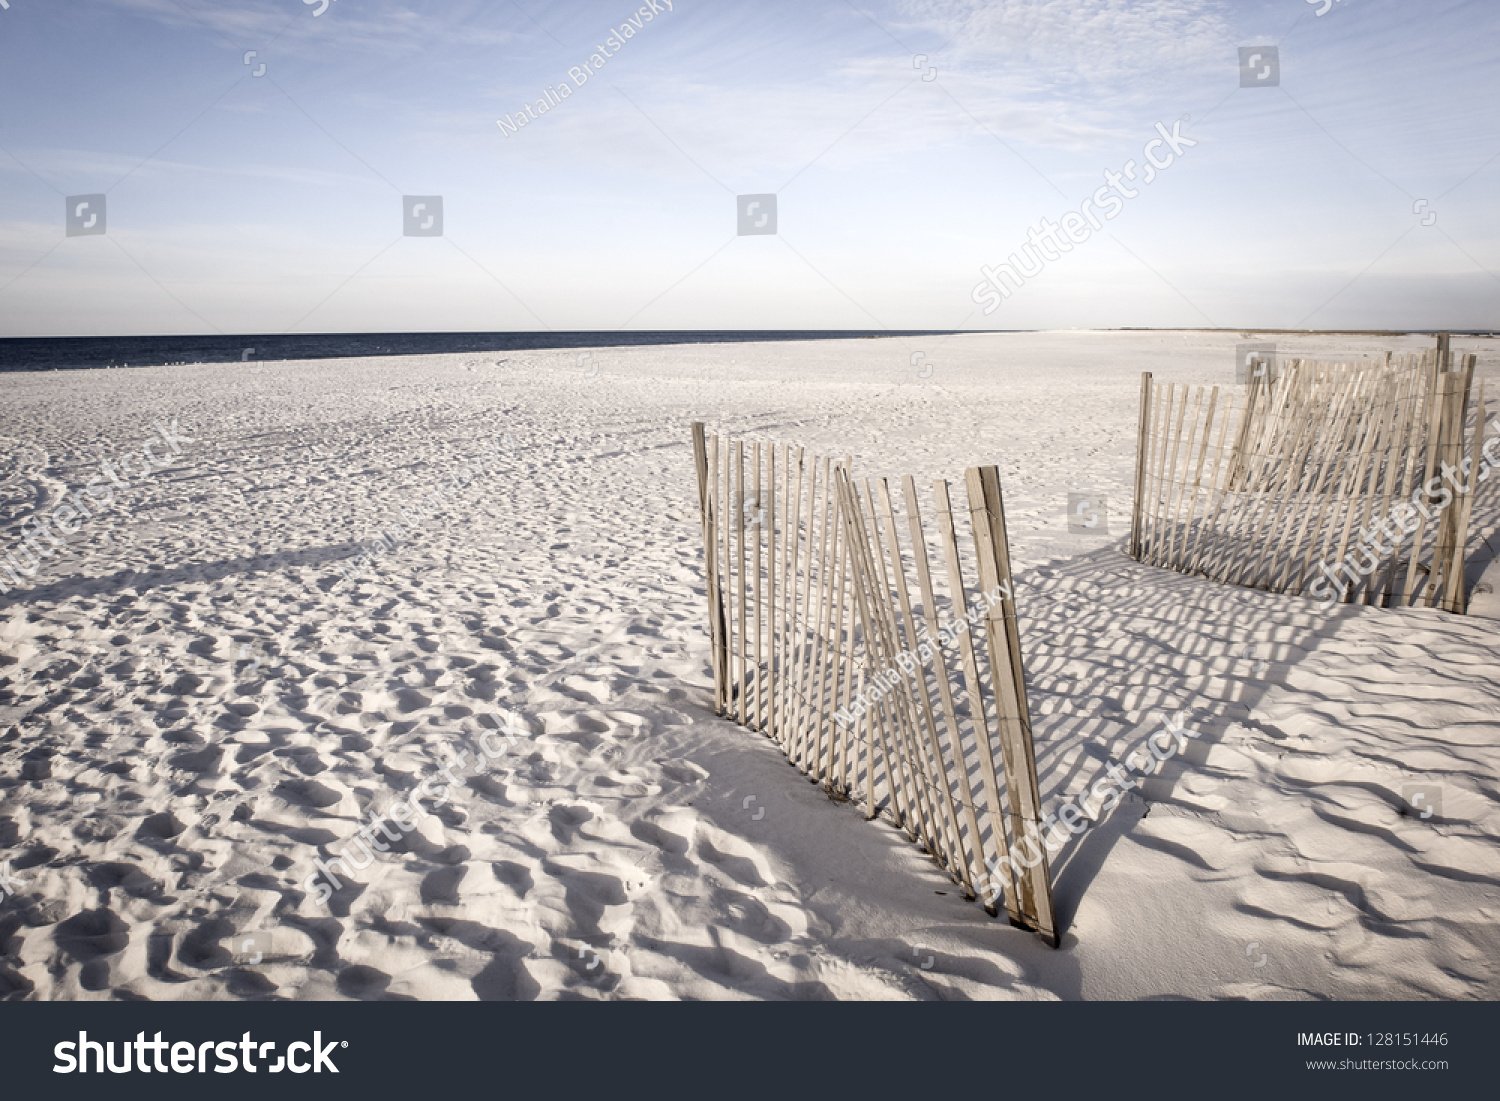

[0,0,1496,336]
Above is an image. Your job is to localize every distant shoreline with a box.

[0,328,1493,373]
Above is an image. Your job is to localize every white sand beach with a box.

[1,329,1497,1001]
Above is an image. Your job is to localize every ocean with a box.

[0,330,959,372]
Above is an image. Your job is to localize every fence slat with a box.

[786,447,798,741]
[851,475,923,830]
[693,425,727,716]
[1174,385,1219,579]
[767,445,778,741]
[1144,382,1174,565]
[1154,384,1194,567]
[1385,362,1436,607]
[830,484,853,794]
[1183,390,1238,576]
[721,435,734,711]
[734,442,748,723]
[1293,367,1369,597]
[860,478,941,846]
[1401,360,1448,606]
[878,479,968,883]
[1162,386,1206,571]
[1325,374,1394,602]
[785,447,806,764]
[1430,358,1475,608]
[1244,366,1335,589]
[1130,372,1153,560]
[813,458,840,787]
[1239,372,1322,590]
[966,466,1058,945]
[903,475,983,897]
[1364,365,1420,604]
[1447,372,1487,614]
[833,470,902,821]
[1216,371,1298,585]
[803,457,832,777]
[1279,368,1361,595]
[933,477,1015,922]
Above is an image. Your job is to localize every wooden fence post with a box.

[1131,372,1152,560]
[692,423,728,714]
[933,478,1015,922]
[966,466,1058,945]
[735,441,748,723]
[1447,369,1486,614]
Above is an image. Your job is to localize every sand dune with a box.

[0,330,1496,1000]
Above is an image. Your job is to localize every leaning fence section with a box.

[1131,347,1490,614]
[690,423,1058,945]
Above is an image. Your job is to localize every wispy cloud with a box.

[91,0,524,59]
[898,0,1235,85]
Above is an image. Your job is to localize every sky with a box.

[0,0,1496,337]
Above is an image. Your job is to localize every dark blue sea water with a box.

[0,331,964,372]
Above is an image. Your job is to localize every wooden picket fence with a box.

[1131,340,1489,612]
[690,424,1057,945]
